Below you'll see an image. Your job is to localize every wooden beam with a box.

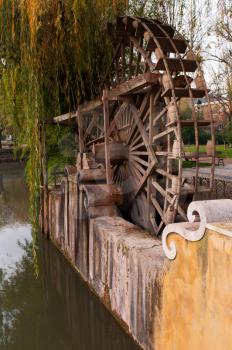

[80,98,103,114]
[147,92,157,231]
[53,72,159,123]
[146,37,187,54]
[156,58,197,72]
[53,111,77,123]
[106,72,160,99]
[77,109,84,154]
[153,127,176,142]
[162,88,207,99]
[103,90,112,184]
[53,98,103,124]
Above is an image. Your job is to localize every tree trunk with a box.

[0,130,2,150]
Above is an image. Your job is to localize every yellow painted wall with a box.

[155,229,232,350]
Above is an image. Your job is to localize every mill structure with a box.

[53,16,215,235]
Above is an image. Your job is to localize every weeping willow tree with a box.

[0,0,128,220]
[0,0,207,222]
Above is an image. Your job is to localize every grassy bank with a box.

[185,145,232,158]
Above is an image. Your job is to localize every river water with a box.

[0,164,140,350]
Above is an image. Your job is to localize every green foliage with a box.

[215,128,224,145]
[185,144,232,158]
[46,127,76,186]
[0,0,127,219]
[223,122,232,145]
[183,160,211,168]
[180,107,211,145]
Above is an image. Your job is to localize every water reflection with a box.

[0,164,31,276]
[0,164,140,350]
[0,164,29,227]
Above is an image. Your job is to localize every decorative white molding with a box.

[162,199,232,260]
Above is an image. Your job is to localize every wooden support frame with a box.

[103,90,112,184]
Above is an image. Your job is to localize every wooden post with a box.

[147,93,158,232]
[103,89,112,184]
[0,128,3,150]
[77,108,84,169]
[74,111,79,161]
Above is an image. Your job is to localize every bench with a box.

[217,158,224,166]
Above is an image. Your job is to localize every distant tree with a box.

[180,107,211,145]
[208,1,232,122]
[223,121,232,145]
[129,0,211,50]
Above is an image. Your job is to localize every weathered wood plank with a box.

[146,37,187,53]
[53,99,103,123]
[167,119,212,127]
[103,90,112,185]
[162,88,206,98]
[54,111,77,123]
[106,72,160,99]
[156,58,197,72]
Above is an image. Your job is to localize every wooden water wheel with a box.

[76,16,215,234]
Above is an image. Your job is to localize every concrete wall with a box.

[48,185,232,350]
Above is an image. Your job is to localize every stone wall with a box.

[183,174,232,201]
[195,177,232,200]
[47,182,232,350]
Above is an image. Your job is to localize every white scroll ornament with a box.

[162,199,232,260]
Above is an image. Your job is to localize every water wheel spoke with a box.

[122,163,136,193]
[143,50,152,73]
[155,168,174,180]
[129,36,154,70]
[130,162,144,184]
[130,132,143,147]
[152,180,172,203]
[126,161,156,210]
[118,166,124,185]
[113,166,120,183]
[130,151,148,156]
[127,162,141,188]
[135,37,143,75]
[153,127,176,142]
[107,103,127,137]
[115,57,120,84]
[151,180,187,220]
[151,195,168,225]
[117,123,131,132]
[158,221,165,233]
[127,97,149,143]
[130,104,158,162]
[131,155,149,168]
[130,141,145,151]
[120,165,128,183]
[131,159,146,176]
